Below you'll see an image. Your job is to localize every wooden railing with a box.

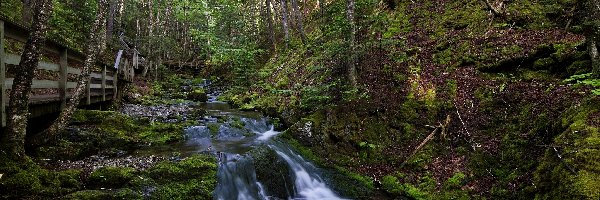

[0,17,121,127]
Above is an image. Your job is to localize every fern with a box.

[564,73,600,96]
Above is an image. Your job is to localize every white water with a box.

[271,144,343,200]
[185,95,341,200]
[187,116,341,200]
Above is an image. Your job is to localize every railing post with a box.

[86,74,91,105]
[101,64,106,101]
[130,60,134,80]
[0,20,6,127]
[123,58,129,81]
[59,48,68,109]
[113,59,119,99]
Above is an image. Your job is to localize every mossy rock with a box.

[88,167,136,189]
[150,179,214,200]
[249,146,293,198]
[146,154,217,183]
[534,98,600,199]
[145,154,217,200]
[533,57,556,70]
[188,88,208,102]
[567,60,592,76]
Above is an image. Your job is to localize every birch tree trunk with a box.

[35,0,109,144]
[280,0,290,48]
[346,0,357,87]
[291,0,307,44]
[265,0,275,50]
[0,0,53,159]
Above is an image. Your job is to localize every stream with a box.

[180,86,343,200]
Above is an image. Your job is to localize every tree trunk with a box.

[21,0,32,23]
[34,0,109,145]
[291,0,307,44]
[107,0,116,39]
[0,0,53,159]
[346,0,357,87]
[280,0,290,48]
[265,0,275,50]
[587,0,600,78]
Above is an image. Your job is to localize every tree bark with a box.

[0,0,53,159]
[107,0,116,39]
[21,0,32,23]
[291,0,307,44]
[34,0,109,145]
[265,0,276,50]
[587,0,600,78]
[346,0,357,87]
[280,0,290,48]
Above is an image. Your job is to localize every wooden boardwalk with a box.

[0,16,135,127]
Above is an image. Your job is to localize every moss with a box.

[146,154,216,182]
[62,190,113,200]
[0,156,82,198]
[534,98,600,199]
[533,57,556,70]
[207,123,220,136]
[188,87,208,102]
[444,172,466,190]
[567,60,592,75]
[249,146,293,198]
[88,167,136,189]
[114,188,144,199]
[327,166,374,199]
[150,179,213,200]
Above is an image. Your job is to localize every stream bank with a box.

[0,75,363,199]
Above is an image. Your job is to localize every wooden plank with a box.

[5,79,60,89]
[102,65,106,101]
[106,85,114,89]
[90,83,102,89]
[5,53,20,65]
[86,76,91,105]
[66,81,77,88]
[113,59,118,99]
[59,49,67,109]
[38,61,59,71]
[5,54,61,72]
[90,73,102,79]
[0,20,6,127]
[67,67,81,75]
[105,76,114,81]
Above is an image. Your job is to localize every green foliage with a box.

[564,73,600,95]
[47,0,98,51]
[0,154,83,198]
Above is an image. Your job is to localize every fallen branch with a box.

[480,0,504,16]
[404,115,451,163]
[553,147,577,174]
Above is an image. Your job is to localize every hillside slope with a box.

[221,0,599,199]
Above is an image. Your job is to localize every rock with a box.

[187,88,208,102]
[249,146,294,199]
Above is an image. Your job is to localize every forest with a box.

[0,0,599,199]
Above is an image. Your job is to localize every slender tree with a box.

[346,0,357,87]
[35,0,110,143]
[280,0,290,48]
[291,0,307,44]
[585,0,600,78]
[265,0,275,49]
[0,0,53,159]
[21,0,32,23]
